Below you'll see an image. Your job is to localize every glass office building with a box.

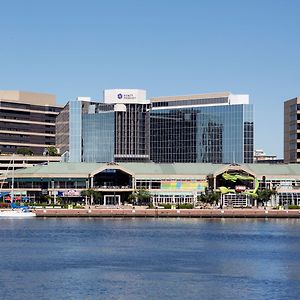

[57,90,253,164]
[56,90,150,163]
[56,99,115,163]
[150,92,254,164]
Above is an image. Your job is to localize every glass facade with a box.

[58,100,151,163]
[57,92,253,164]
[56,103,69,155]
[150,104,254,164]
[114,103,150,162]
[82,111,114,162]
[152,97,228,108]
[69,101,82,162]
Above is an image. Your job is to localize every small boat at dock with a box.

[0,209,36,218]
[0,203,36,218]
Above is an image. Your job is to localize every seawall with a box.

[35,208,300,218]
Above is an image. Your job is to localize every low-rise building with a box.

[3,162,300,208]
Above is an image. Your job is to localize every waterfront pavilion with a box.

[4,162,300,207]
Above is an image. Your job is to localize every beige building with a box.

[284,97,300,163]
[0,91,63,155]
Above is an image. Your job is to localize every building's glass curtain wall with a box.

[56,103,69,155]
[115,103,150,162]
[69,101,82,162]
[150,110,197,162]
[150,104,254,164]
[243,106,254,163]
[82,111,115,163]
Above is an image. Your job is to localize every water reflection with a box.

[0,218,300,299]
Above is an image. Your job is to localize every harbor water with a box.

[1,218,300,299]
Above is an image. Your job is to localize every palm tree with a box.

[198,191,221,206]
[81,189,94,206]
[128,189,152,206]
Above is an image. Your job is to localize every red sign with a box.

[235,185,246,193]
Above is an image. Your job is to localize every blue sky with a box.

[1,0,299,158]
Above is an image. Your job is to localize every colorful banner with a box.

[161,180,207,191]
[62,190,81,197]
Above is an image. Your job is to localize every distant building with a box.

[0,91,62,155]
[284,96,300,163]
[150,92,254,164]
[0,154,60,176]
[254,149,283,164]
[56,89,150,163]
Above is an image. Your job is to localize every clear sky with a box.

[1,0,299,158]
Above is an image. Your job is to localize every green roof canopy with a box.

[6,162,300,180]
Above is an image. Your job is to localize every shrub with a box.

[288,205,300,209]
[16,147,33,156]
[0,203,10,208]
[162,204,172,209]
[73,205,84,209]
[178,204,194,209]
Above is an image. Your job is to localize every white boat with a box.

[0,154,36,218]
[0,209,36,218]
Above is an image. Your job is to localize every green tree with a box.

[198,191,221,205]
[93,191,102,204]
[16,147,33,156]
[256,188,276,207]
[81,189,94,206]
[40,194,51,204]
[56,196,62,205]
[128,189,151,206]
[136,189,152,205]
[47,146,59,156]
[127,192,138,204]
[81,189,102,205]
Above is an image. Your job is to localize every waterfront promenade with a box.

[34,208,300,218]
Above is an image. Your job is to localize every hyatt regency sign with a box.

[104,89,148,104]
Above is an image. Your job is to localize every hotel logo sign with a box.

[117,93,136,100]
